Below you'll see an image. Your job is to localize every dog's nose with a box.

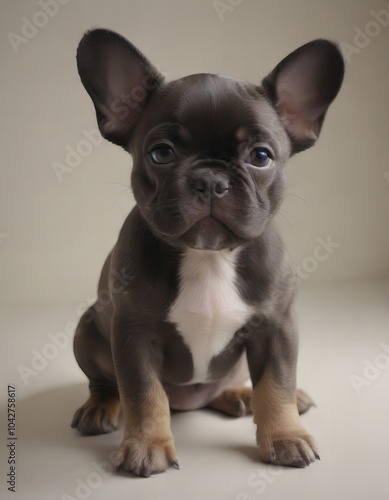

[191,169,230,199]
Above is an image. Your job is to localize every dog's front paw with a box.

[114,435,179,477]
[258,430,319,468]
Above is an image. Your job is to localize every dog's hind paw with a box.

[71,397,121,435]
[207,386,252,417]
[296,388,316,415]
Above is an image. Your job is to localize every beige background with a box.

[1,0,389,302]
[1,3,389,500]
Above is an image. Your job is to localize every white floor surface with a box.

[1,282,388,500]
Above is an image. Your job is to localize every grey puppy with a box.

[71,29,344,477]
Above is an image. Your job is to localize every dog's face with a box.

[130,75,291,250]
[77,30,344,250]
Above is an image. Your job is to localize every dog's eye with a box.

[249,148,272,168]
[150,145,176,164]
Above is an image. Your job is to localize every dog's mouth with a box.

[192,215,226,233]
[180,215,236,250]
[149,201,265,250]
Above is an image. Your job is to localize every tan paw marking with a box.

[208,386,252,417]
[114,435,178,477]
[258,430,319,468]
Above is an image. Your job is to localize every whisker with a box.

[277,208,303,229]
[106,182,131,188]
[285,192,310,206]
[109,186,134,210]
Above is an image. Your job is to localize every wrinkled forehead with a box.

[134,73,289,157]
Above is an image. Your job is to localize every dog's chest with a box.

[168,249,251,384]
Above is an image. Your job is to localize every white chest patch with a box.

[168,248,252,384]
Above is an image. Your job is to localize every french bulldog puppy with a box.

[71,29,344,477]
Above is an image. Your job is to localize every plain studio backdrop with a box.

[0,1,389,500]
[1,0,389,302]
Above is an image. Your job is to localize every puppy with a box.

[71,29,344,477]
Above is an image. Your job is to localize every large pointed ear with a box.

[261,39,344,153]
[76,29,164,147]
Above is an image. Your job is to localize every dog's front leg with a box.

[111,316,178,477]
[246,315,319,468]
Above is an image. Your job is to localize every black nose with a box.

[191,169,230,199]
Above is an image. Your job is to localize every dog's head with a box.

[77,29,344,250]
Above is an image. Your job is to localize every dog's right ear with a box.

[261,39,344,154]
[76,29,164,147]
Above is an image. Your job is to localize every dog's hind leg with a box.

[295,388,316,415]
[71,307,121,435]
[207,386,252,417]
[207,387,314,417]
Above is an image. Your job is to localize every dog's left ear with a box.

[76,29,164,147]
[262,39,344,153]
